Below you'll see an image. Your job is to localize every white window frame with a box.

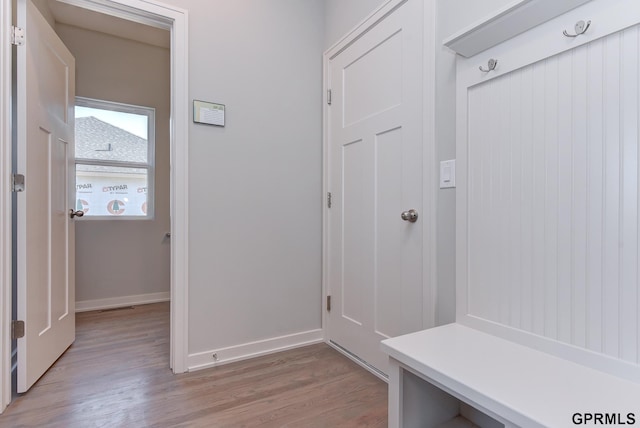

[75,97,156,220]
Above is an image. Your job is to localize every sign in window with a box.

[75,98,155,219]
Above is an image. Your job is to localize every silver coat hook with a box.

[563,20,591,37]
[479,58,498,73]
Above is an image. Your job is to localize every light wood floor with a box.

[1,303,387,427]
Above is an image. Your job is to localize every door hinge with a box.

[327,192,332,208]
[326,295,331,312]
[12,320,25,339]
[11,173,25,192]
[327,89,332,105]
[11,26,25,46]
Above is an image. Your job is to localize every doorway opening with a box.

[1,0,189,411]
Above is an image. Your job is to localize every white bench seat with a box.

[381,323,640,428]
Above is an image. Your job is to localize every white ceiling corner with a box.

[48,0,170,49]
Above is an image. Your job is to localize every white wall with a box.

[324,0,385,49]
[437,0,514,40]
[54,24,171,305]
[30,0,54,27]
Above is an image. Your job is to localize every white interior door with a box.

[16,0,76,393]
[326,0,424,375]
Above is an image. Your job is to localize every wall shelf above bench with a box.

[443,0,592,57]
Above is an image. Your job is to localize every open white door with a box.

[326,0,424,375]
[15,0,76,392]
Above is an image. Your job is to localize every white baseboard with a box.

[75,291,170,312]
[187,329,324,372]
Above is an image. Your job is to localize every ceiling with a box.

[48,0,170,49]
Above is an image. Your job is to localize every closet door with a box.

[326,0,423,375]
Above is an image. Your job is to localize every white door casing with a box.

[74,0,191,375]
[16,0,76,392]
[0,0,13,412]
[325,0,424,375]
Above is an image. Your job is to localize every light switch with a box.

[440,160,456,189]
[443,166,451,182]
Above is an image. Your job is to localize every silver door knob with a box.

[401,209,418,223]
[69,209,84,219]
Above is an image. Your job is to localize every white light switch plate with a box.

[440,160,456,189]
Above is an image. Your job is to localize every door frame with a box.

[0,0,190,412]
[321,0,437,376]
[0,0,12,413]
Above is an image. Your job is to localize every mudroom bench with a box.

[381,324,640,428]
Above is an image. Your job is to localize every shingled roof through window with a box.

[76,116,148,163]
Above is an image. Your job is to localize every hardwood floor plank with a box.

[0,303,387,427]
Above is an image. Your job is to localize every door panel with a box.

[327,0,423,375]
[51,137,70,322]
[16,0,76,392]
[342,139,373,326]
[375,127,404,338]
[344,31,402,126]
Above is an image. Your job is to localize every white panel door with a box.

[16,0,76,392]
[326,0,423,375]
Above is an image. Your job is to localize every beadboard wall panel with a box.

[466,25,640,365]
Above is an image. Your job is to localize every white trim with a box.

[455,37,469,325]
[55,0,173,30]
[0,0,13,414]
[166,0,189,376]
[422,0,437,330]
[321,56,328,341]
[75,291,170,312]
[187,329,323,372]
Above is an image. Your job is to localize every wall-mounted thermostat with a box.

[194,100,225,127]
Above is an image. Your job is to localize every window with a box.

[74,98,155,219]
